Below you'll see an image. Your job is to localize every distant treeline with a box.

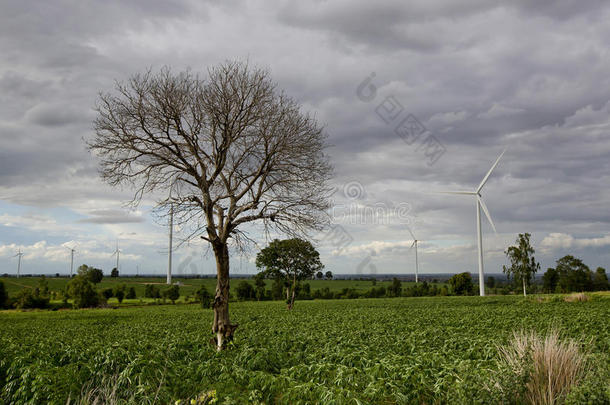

[1,255,607,311]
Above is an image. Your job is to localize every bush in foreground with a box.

[495,329,588,404]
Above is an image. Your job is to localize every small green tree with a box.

[101,288,114,299]
[77,265,104,284]
[316,271,324,280]
[196,286,213,308]
[235,281,255,300]
[38,275,50,296]
[449,272,475,295]
[239,281,253,300]
[388,277,402,297]
[593,267,609,291]
[554,255,593,292]
[253,273,267,301]
[542,267,559,293]
[486,276,496,289]
[126,286,136,299]
[164,285,180,303]
[110,267,119,278]
[542,268,558,293]
[144,284,161,298]
[503,233,540,297]
[114,285,126,303]
[67,276,100,308]
[325,271,333,280]
[256,238,324,310]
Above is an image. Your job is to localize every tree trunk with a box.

[522,277,527,297]
[211,242,237,351]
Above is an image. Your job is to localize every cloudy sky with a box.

[1,0,610,277]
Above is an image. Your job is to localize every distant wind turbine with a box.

[66,245,77,277]
[440,149,506,296]
[13,249,24,278]
[406,226,420,283]
[111,240,121,273]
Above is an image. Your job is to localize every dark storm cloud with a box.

[1,0,610,273]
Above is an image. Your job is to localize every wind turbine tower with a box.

[441,149,505,296]
[112,240,121,273]
[68,247,76,277]
[13,249,24,278]
[407,226,420,283]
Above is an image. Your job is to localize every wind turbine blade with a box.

[477,149,506,192]
[478,196,497,234]
[406,225,416,241]
[407,241,416,255]
[436,191,477,195]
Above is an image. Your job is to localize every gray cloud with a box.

[77,210,145,224]
[1,0,610,274]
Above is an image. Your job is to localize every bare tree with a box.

[89,62,333,350]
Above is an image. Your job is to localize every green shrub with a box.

[114,285,126,303]
[101,288,114,299]
[196,286,213,308]
[163,285,179,303]
[14,288,50,309]
[449,272,475,295]
[236,281,255,300]
[77,265,104,284]
[67,276,101,308]
[144,284,161,298]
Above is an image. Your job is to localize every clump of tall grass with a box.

[495,328,589,404]
[563,293,590,302]
[66,376,119,405]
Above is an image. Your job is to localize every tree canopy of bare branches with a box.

[88,61,333,349]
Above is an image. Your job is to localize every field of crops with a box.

[1,296,609,404]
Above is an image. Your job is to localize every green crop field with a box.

[1,295,608,404]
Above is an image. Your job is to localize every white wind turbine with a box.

[66,245,77,277]
[13,248,24,278]
[406,226,420,283]
[111,240,121,273]
[441,149,506,296]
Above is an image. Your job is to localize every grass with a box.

[563,292,590,302]
[497,329,589,404]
